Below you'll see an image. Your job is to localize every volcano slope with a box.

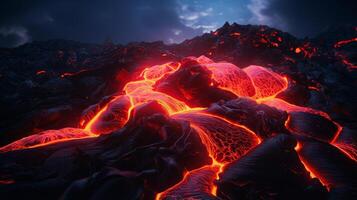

[0,23,356,200]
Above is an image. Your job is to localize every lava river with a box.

[0,55,355,199]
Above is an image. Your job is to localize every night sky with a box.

[0,0,356,47]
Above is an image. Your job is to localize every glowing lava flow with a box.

[155,165,221,200]
[261,98,343,143]
[172,112,261,163]
[244,65,288,100]
[155,111,261,199]
[206,62,256,97]
[334,38,357,48]
[332,143,357,162]
[1,55,354,198]
[155,114,260,199]
[0,128,96,152]
[294,142,329,189]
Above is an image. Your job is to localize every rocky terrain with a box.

[0,23,356,199]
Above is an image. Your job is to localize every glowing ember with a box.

[60,69,89,78]
[295,47,302,54]
[335,52,357,71]
[294,43,318,58]
[36,70,46,75]
[334,38,357,48]
[230,32,241,37]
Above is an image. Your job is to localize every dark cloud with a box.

[249,0,357,37]
[1,0,356,47]
[0,0,201,47]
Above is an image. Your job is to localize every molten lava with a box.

[173,112,260,163]
[0,55,354,198]
[155,165,220,200]
[295,142,329,188]
[0,128,95,152]
[243,65,288,99]
[206,62,256,97]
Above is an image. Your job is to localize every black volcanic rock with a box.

[206,97,288,138]
[287,111,338,142]
[217,134,327,200]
